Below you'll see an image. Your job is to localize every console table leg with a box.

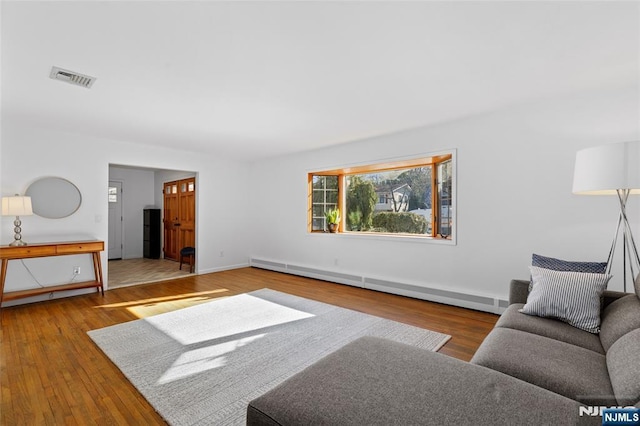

[1,259,8,306]
[93,252,104,296]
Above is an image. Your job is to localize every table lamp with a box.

[1,195,33,246]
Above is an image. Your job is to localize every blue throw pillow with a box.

[530,253,608,291]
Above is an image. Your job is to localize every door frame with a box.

[108,180,124,260]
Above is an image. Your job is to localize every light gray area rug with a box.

[88,288,451,426]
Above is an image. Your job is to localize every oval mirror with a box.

[26,177,82,219]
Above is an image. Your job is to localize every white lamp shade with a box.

[572,141,640,195]
[1,196,33,216]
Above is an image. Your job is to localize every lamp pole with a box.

[606,189,640,292]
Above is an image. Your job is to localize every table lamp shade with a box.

[1,196,33,216]
[573,141,640,195]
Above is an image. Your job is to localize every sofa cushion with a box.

[635,273,640,298]
[599,295,640,352]
[247,336,593,426]
[471,328,616,405]
[607,329,640,406]
[521,266,611,333]
[530,253,608,291]
[496,304,604,354]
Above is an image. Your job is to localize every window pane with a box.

[309,175,338,231]
[108,187,117,203]
[437,160,453,238]
[312,190,325,204]
[346,167,431,235]
[312,205,325,217]
[326,177,338,190]
[312,218,324,230]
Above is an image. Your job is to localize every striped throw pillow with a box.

[520,266,612,333]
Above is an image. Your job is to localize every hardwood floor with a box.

[0,267,498,425]
[108,258,192,289]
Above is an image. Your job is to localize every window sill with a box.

[308,231,456,245]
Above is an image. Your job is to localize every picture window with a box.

[308,152,455,239]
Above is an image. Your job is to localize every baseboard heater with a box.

[250,257,508,314]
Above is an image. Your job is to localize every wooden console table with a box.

[0,240,104,306]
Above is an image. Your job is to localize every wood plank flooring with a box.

[108,258,192,289]
[1,267,498,425]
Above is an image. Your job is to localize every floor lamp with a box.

[573,141,640,292]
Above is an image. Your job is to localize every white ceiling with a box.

[2,1,638,161]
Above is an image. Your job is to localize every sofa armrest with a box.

[509,279,529,305]
[247,336,597,426]
[602,290,628,309]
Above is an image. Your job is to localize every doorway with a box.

[107,165,198,289]
[163,177,196,261]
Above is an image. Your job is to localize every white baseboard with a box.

[197,262,250,275]
[250,257,508,314]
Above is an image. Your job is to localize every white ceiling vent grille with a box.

[49,66,96,88]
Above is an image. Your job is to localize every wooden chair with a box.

[179,246,195,273]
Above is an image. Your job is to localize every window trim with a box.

[307,150,456,241]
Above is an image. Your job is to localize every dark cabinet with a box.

[143,209,161,259]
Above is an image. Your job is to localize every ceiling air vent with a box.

[49,66,96,88]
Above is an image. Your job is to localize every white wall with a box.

[108,166,156,259]
[2,89,638,309]
[0,123,252,306]
[249,87,640,304]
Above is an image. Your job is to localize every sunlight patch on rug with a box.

[145,294,315,345]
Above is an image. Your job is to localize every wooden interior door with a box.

[163,181,179,261]
[163,178,196,261]
[178,178,196,250]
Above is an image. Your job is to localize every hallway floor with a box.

[108,258,192,288]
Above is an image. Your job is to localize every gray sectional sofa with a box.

[247,276,640,425]
[472,278,640,409]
